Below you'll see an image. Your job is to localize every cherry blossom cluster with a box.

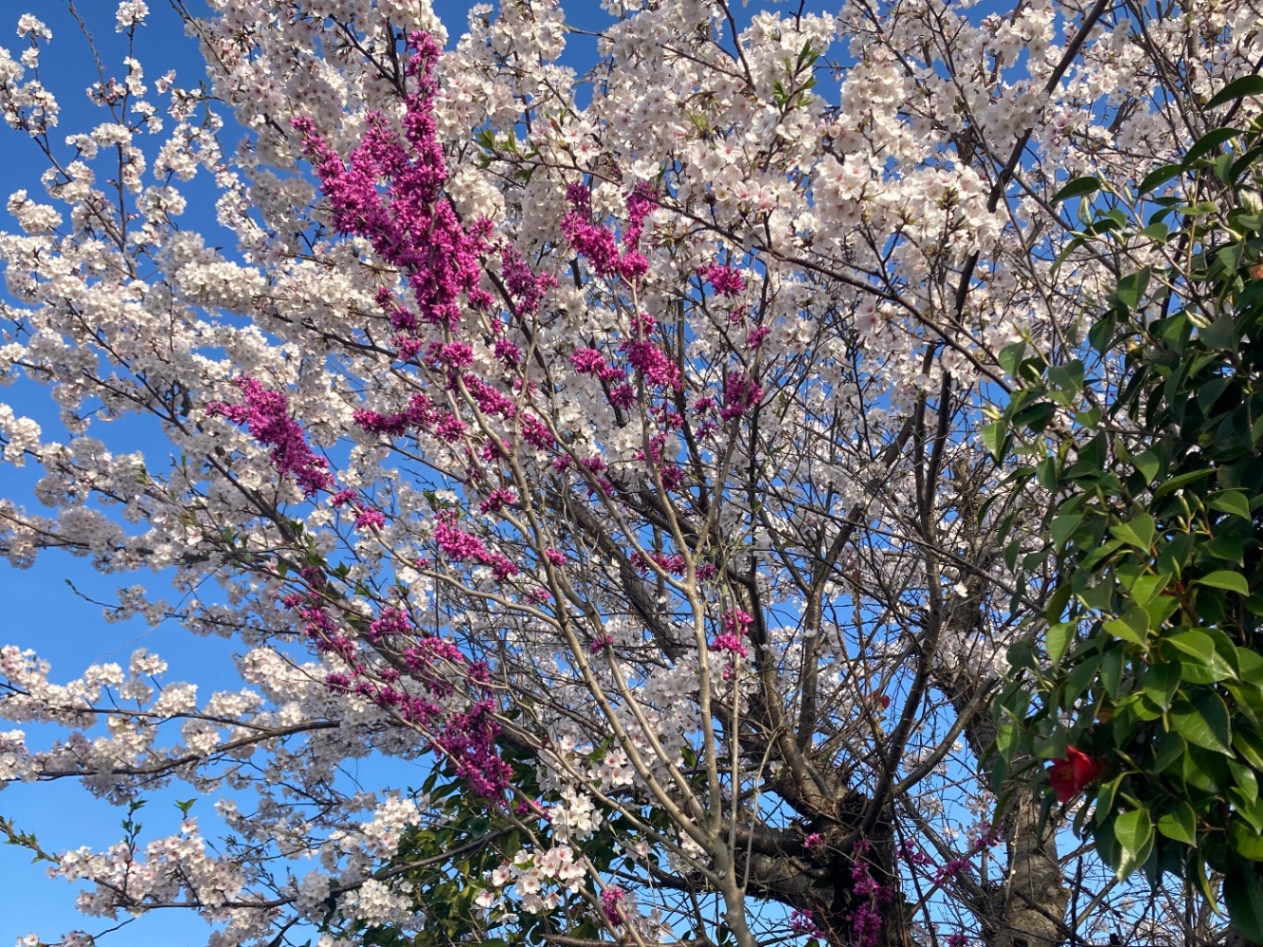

[0,0,1256,945]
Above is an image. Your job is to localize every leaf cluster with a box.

[989,78,1263,938]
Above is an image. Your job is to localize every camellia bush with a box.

[0,2,1259,947]
[990,81,1263,939]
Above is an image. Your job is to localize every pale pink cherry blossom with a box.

[0,0,1256,946]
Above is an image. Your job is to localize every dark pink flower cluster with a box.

[701,263,745,296]
[354,508,386,530]
[208,377,333,497]
[900,839,933,867]
[570,347,625,383]
[293,32,492,337]
[631,550,687,575]
[710,634,748,658]
[561,183,653,283]
[747,326,772,349]
[720,371,763,421]
[934,857,973,884]
[968,822,1003,852]
[283,568,513,797]
[600,886,626,925]
[434,512,520,581]
[789,909,825,938]
[478,489,517,514]
[624,338,680,391]
[330,489,388,531]
[848,841,892,947]
[712,607,753,657]
[501,244,557,317]
[620,182,656,280]
[353,392,469,442]
[366,607,412,642]
[622,313,680,392]
[432,700,513,797]
[571,346,644,410]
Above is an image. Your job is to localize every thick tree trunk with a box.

[991,791,1069,947]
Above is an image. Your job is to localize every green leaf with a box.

[1235,728,1263,771]
[1053,176,1101,204]
[1050,512,1085,548]
[983,421,1007,461]
[1111,513,1155,551]
[1143,661,1180,711]
[1171,692,1232,754]
[1015,401,1057,433]
[1196,570,1249,595]
[1133,450,1160,485]
[1115,268,1151,309]
[1229,758,1260,806]
[1231,819,1263,861]
[1206,75,1263,110]
[1047,621,1076,664]
[1200,311,1239,351]
[1184,127,1241,166]
[1048,360,1085,396]
[1224,867,1263,941]
[1164,629,1218,661]
[1137,163,1183,194]
[1152,466,1215,497]
[1089,312,1117,355]
[997,342,1028,378]
[1101,645,1124,696]
[1128,571,1170,608]
[1156,802,1197,845]
[1103,607,1150,648]
[1209,491,1253,521]
[1113,808,1154,879]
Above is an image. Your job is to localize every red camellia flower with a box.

[1048,747,1106,802]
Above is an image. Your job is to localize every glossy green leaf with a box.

[1047,621,1076,664]
[1184,127,1240,166]
[1052,176,1101,204]
[1115,268,1151,309]
[1111,514,1155,551]
[1235,728,1263,771]
[983,421,1006,461]
[1164,630,1235,682]
[1196,570,1249,595]
[1224,868,1263,942]
[1142,661,1180,711]
[1114,808,1154,879]
[1171,692,1232,754]
[1138,162,1185,194]
[1209,491,1252,520]
[1230,819,1263,861]
[1128,572,1170,608]
[1206,75,1263,109]
[1151,467,1215,497]
[1156,802,1196,845]
[1229,758,1260,806]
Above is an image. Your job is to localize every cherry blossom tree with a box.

[0,1,1258,946]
